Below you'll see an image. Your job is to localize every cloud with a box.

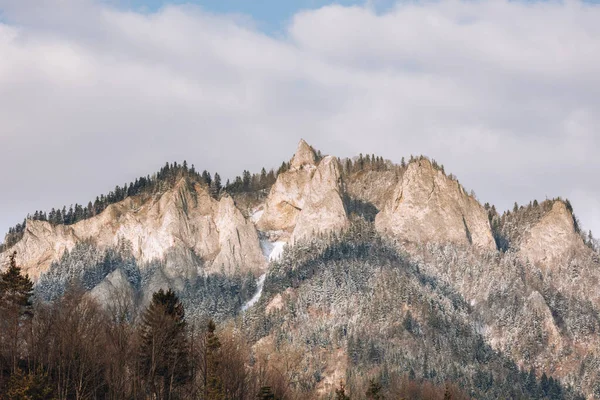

[0,0,598,237]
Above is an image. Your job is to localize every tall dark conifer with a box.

[204,319,224,400]
[139,289,189,399]
[0,251,33,374]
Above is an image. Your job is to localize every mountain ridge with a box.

[1,140,599,397]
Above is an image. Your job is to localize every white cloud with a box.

[0,0,598,237]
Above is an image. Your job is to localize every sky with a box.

[0,0,599,240]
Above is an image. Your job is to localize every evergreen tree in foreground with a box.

[139,288,189,399]
[204,319,224,400]
[0,251,33,374]
[4,368,54,400]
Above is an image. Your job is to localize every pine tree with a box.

[139,289,189,399]
[525,368,539,397]
[202,170,212,186]
[259,168,267,189]
[541,372,549,396]
[345,158,352,174]
[204,319,224,399]
[0,251,34,374]
[5,368,54,399]
[242,170,252,191]
[211,173,222,198]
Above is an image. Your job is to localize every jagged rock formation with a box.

[290,138,318,168]
[257,140,348,242]
[2,178,265,281]
[256,140,317,234]
[212,194,266,274]
[375,158,496,250]
[518,201,588,270]
[4,220,79,281]
[291,156,348,243]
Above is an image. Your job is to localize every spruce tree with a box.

[210,173,222,198]
[204,319,224,399]
[540,373,549,396]
[242,170,251,191]
[259,168,267,188]
[0,251,34,374]
[139,289,189,399]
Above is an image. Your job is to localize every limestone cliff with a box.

[344,169,400,212]
[257,140,348,241]
[518,201,587,270]
[89,268,135,310]
[212,194,267,274]
[375,158,496,250]
[1,178,265,281]
[291,156,348,243]
[256,140,317,233]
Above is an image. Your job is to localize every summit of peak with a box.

[290,139,317,168]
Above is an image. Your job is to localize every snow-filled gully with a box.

[241,237,285,311]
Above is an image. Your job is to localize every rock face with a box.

[257,140,348,241]
[345,169,399,211]
[290,138,317,168]
[256,140,317,233]
[2,178,266,281]
[4,220,79,281]
[89,268,135,310]
[291,156,348,243]
[212,195,267,275]
[518,201,586,269]
[375,159,495,250]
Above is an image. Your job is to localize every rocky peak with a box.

[290,139,317,169]
[256,141,317,234]
[518,200,586,269]
[257,142,348,241]
[375,158,496,250]
[255,166,313,234]
[291,156,348,243]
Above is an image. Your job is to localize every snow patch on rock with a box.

[250,208,264,223]
[269,241,285,261]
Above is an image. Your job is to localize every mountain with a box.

[1,140,599,398]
